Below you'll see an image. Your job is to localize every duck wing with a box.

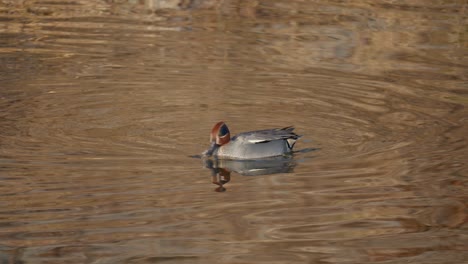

[235,126,301,144]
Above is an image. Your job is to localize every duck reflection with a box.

[210,167,231,192]
[203,156,296,192]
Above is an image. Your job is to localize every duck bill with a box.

[203,141,219,157]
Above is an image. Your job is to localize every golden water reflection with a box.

[0,0,467,263]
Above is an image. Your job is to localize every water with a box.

[1,0,467,263]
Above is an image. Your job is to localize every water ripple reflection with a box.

[1,0,467,263]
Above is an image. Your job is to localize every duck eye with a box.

[218,124,230,137]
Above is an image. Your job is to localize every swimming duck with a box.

[203,121,300,159]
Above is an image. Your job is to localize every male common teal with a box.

[203,121,301,159]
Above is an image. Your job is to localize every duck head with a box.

[203,121,230,157]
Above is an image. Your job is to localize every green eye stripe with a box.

[218,124,230,137]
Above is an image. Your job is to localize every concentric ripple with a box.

[1,1,467,263]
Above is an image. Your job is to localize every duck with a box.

[203,121,301,159]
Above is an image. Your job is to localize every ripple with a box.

[1,1,467,264]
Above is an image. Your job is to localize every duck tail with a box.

[281,126,295,132]
[286,138,298,150]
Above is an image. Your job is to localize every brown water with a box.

[1,1,467,263]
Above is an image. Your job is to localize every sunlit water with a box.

[1,1,467,263]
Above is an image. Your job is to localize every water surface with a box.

[1,1,467,263]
